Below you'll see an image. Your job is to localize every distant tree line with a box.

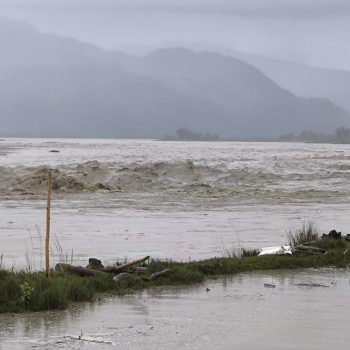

[164,128,220,141]
[164,127,350,143]
[279,127,350,144]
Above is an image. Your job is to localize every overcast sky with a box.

[1,0,350,69]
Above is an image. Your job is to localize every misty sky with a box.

[1,0,350,70]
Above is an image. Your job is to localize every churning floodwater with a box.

[1,138,350,267]
[1,138,350,349]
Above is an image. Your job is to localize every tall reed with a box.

[287,221,320,248]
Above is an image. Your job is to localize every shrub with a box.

[287,221,320,247]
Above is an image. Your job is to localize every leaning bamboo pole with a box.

[45,169,52,278]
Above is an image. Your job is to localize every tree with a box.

[335,127,350,141]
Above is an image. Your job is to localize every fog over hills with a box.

[120,42,350,115]
[117,48,350,137]
[230,51,350,114]
[0,18,231,138]
[0,17,349,138]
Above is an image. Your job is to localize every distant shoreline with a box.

[1,135,350,144]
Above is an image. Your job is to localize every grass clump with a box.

[241,248,259,258]
[312,238,347,251]
[287,221,320,248]
[222,245,259,259]
[0,271,116,313]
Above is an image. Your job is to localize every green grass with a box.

[287,221,320,247]
[1,243,350,314]
[312,237,347,251]
[221,244,259,259]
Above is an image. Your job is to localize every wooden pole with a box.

[45,169,52,278]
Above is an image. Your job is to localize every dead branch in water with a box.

[55,263,109,277]
[55,256,150,277]
[102,256,150,273]
[295,281,329,288]
[294,245,326,254]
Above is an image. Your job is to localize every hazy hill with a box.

[231,51,350,113]
[0,64,233,138]
[118,48,350,136]
[0,17,112,68]
[0,18,231,138]
[0,17,349,138]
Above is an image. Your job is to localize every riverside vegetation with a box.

[1,222,350,313]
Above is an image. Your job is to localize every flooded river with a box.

[1,139,350,267]
[1,139,350,348]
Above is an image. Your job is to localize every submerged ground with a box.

[1,268,349,349]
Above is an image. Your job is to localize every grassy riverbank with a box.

[1,236,350,313]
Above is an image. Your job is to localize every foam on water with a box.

[1,138,350,267]
[1,138,350,203]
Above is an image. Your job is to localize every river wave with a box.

[0,158,349,204]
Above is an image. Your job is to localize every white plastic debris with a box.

[258,245,292,256]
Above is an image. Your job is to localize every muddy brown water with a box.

[2,200,350,268]
[2,139,350,268]
[0,269,349,349]
[1,139,350,348]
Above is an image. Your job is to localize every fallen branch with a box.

[102,256,150,273]
[55,263,109,277]
[65,335,114,345]
[296,282,329,288]
[294,245,326,254]
[302,240,318,246]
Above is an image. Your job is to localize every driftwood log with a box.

[102,256,150,273]
[55,263,109,277]
[294,245,326,254]
[55,256,150,277]
[295,282,329,288]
